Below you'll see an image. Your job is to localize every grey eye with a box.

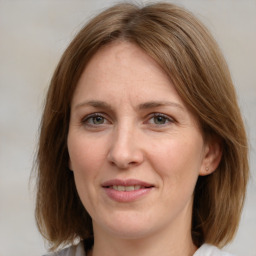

[83,114,107,125]
[153,116,168,124]
[93,116,104,124]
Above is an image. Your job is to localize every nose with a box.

[107,125,144,169]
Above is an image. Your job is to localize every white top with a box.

[43,242,85,256]
[43,242,235,256]
[194,244,235,256]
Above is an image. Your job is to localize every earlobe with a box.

[199,137,223,176]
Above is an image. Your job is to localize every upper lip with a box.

[101,179,154,188]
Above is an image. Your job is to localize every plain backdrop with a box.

[0,1,255,255]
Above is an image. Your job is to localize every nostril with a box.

[128,161,138,165]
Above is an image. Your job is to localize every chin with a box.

[94,213,157,239]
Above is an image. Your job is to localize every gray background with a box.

[0,0,255,255]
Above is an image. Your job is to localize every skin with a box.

[67,41,221,256]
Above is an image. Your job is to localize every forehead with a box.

[73,41,180,103]
[84,41,168,81]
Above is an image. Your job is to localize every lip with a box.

[102,179,153,187]
[102,179,154,202]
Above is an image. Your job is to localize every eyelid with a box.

[81,112,111,125]
[146,112,175,125]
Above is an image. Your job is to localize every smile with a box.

[111,185,145,191]
[102,179,154,202]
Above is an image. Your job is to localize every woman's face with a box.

[68,41,210,240]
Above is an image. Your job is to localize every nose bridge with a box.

[107,119,143,168]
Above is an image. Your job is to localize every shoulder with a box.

[43,242,86,256]
[194,244,236,256]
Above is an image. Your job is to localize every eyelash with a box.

[82,113,109,126]
[81,112,175,128]
[147,113,174,126]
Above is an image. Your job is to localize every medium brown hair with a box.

[35,2,249,251]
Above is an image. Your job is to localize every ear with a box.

[199,136,223,176]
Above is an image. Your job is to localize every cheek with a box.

[150,136,204,190]
[68,134,105,173]
[68,135,105,209]
[67,134,109,202]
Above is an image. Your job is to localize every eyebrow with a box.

[74,100,184,111]
[138,101,185,111]
[74,100,113,110]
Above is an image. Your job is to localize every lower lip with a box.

[103,187,153,202]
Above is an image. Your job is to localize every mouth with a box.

[102,179,154,190]
[101,179,154,202]
[108,185,150,191]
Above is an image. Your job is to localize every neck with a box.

[89,234,196,256]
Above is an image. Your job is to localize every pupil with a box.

[155,116,165,124]
[94,116,103,124]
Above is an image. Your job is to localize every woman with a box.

[36,2,249,256]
